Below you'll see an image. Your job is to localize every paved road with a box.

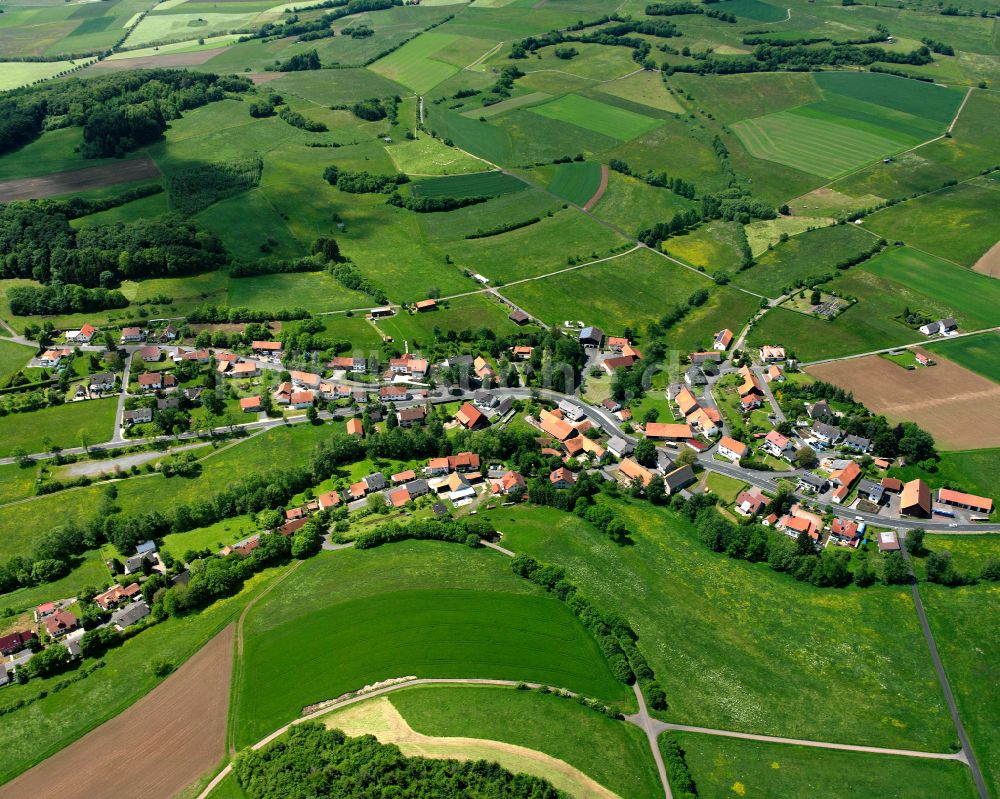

[901,538,989,798]
[752,365,786,422]
[110,350,133,444]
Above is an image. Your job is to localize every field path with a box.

[582,165,609,211]
[948,87,974,134]
[0,625,234,799]
[0,158,161,202]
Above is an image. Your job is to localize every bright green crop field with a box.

[529,94,663,141]
[0,399,118,461]
[233,541,630,747]
[544,160,603,206]
[927,332,1000,385]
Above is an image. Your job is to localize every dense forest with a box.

[234,723,566,799]
[0,70,251,158]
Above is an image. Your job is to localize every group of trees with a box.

[665,42,935,75]
[7,283,128,316]
[268,50,321,72]
[245,0,399,44]
[323,165,409,193]
[0,203,227,287]
[234,723,564,799]
[609,158,696,199]
[0,70,251,158]
[346,95,399,123]
[646,2,735,22]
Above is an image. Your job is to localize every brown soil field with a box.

[972,238,1000,277]
[0,159,161,202]
[87,48,230,71]
[0,625,234,799]
[807,352,1000,450]
[583,164,609,212]
[248,72,286,85]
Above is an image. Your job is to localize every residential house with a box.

[676,386,700,417]
[406,478,429,498]
[601,354,636,374]
[0,630,36,656]
[0,664,8,687]
[759,345,785,362]
[346,418,364,437]
[387,487,413,508]
[690,351,723,365]
[392,469,416,485]
[35,602,57,621]
[874,458,892,470]
[539,409,577,442]
[380,386,411,402]
[877,531,900,552]
[111,601,150,630]
[663,464,696,495]
[455,402,488,430]
[364,472,387,493]
[797,472,827,494]
[811,422,843,446]
[856,479,884,504]
[602,397,622,413]
[511,345,533,361]
[738,366,763,399]
[474,356,496,383]
[123,407,153,426]
[318,490,341,510]
[65,323,96,344]
[919,318,957,336]
[274,381,293,405]
[289,390,314,409]
[389,354,428,377]
[89,372,116,393]
[919,321,941,335]
[550,467,576,489]
[762,430,795,460]
[808,400,831,420]
[607,436,633,459]
[717,436,748,463]
[766,365,784,383]
[735,487,767,517]
[240,397,263,413]
[492,470,526,497]
[328,356,367,372]
[251,341,282,355]
[607,336,630,351]
[38,348,72,367]
[684,365,707,387]
[157,396,179,411]
[830,460,861,490]
[900,479,932,518]
[44,610,78,638]
[830,518,862,547]
[618,458,653,488]
[139,346,161,362]
[645,422,693,441]
[289,370,320,389]
[397,406,426,427]
[916,352,932,366]
[348,481,368,501]
[843,435,872,453]
[579,326,604,348]
[138,372,164,391]
[712,329,733,351]
[777,514,819,543]
[179,349,210,363]
[120,327,144,343]
[937,489,993,515]
[94,583,141,611]
[159,324,178,342]
[279,517,309,536]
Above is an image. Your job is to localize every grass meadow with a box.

[675,733,977,799]
[390,685,663,799]
[664,220,749,272]
[369,32,464,93]
[487,502,956,751]
[889,448,1000,500]
[734,223,876,297]
[926,332,1000,384]
[590,171,699,235]
[409,170,525,198]
[596,70,685,114]
[374,294,522,344]
[233,541,630,747]
[226,271,372,313]
[0,339,32,382]
[865,177,1000,267]
[0,399,118,460]
[921,583,1000,799]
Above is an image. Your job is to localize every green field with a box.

[922,583,1000,799]
[731,108,914,179]
[488,502,955,750]
[927,332,1000,385]
[814,71,964,125]
[529,94,663,141]
[226,271,373,313]
[889,448,1000,502]
[590,171,699,235]
[374,294,522,345]
[675,732,977,799]
[0,399,117,460]
[664,219,751,273]
[369,32,464,93]
[390,685,663,799]
[864,178,1000,267]
[234,542,630,747]
[735,223,877,297]
[545,161,603,206]
[0,339,32,383]
[409,170,526,198]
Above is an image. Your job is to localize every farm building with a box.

[645,423,693,441]
[936,489,992,515]
[900,479,932,518]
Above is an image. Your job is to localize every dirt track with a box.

[87,48,230,70]
[0,159,161,202]
[582,164,609,212]
[807,352,1000,450]
[972,238,1000,277]
[0,625,234,799]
